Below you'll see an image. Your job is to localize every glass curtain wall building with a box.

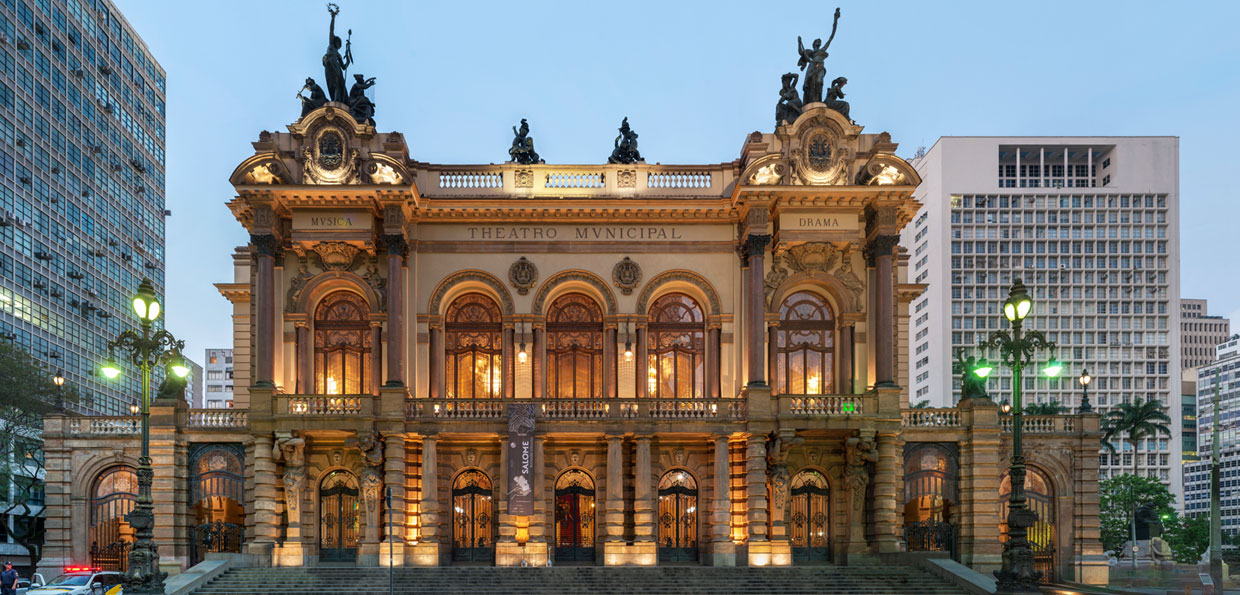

[0,0,165,415]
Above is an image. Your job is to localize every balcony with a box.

[775,394,875,417]
[283,395,372,416]
[186,409,249,429]
[1001,414,1076,434]
[901,408,962,428]
[406,398,747,422]
[422,162,730,200]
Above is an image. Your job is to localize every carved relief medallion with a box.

[302,125,360,185]
[508,257,538,295]
[617,169,636,188]
[514,169,534,188]
[313,241,361,271]
[792,117,849,185]
[318,131,344,170]
[612,257,642,295]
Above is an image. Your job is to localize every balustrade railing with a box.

[545,171,604,189]
[902,408,962,428]
[438,170,502,189]
[287,395,366,415]
[419,163,728,198]
[187,409,249,429]
[778,394,868,416]
[69,417,140,435]
[414,398,746,421]
[647,170,712,189]
[1001,414,1076,433]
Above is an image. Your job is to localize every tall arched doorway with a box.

[1000,467,1056,583]
[657,470,698,563]
[315,291,372,395]
[789,470,831,563]
[452,469,494,563]
[189,445,246,566]
[902,443,959,559]
[554,469,596,562]
[90,466,136,571]
[319,470,360,562]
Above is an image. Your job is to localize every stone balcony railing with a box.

[421,162,732,199]
[406,398,748,421]
[901,408,962,428]
[1001,414,1076,434]
[186,409,249,429]
[67,417,140,435]
[775,394,874,417]
[283,394,372,416]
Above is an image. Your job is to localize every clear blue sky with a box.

[113,0,1240,362]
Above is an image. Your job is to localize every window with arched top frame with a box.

[315,291,371,395]
[91,466,137,550]
[546,293,603,399]
[776,291,836,395]
[445,293,503,399]
[647,293,706,399]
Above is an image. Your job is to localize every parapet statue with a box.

[796,8,841,104]
[825,76,850,122]
[509,119,543,164]
[348,73,376,125]
[322,3,353,104]
[298,78,327,117]
[608,117,643,164]
[775,72,803,125]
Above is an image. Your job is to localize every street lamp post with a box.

[52,369,65,411]
[1077,369,1092,413]
[978,280,1061,594]
[99,278,188,595]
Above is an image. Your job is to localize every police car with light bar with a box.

[25,567,122,595]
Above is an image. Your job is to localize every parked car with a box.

[26,568,122,595]
[15,572,45,595]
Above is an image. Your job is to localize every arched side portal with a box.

[789,469,831,563]
[189,444,246,566]
[554,469,596,562]
[902,443,959,559]
[452,469,495,564]
[319,470,360,563]
[657,470,699,563]
[1000,466,1056,583]
[89,466,137,571]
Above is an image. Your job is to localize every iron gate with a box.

[319,471,360,562]
[452,470,494,563]
[554,470,595,562]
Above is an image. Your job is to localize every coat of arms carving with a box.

[612,257,642,295]
[508,257,538,295]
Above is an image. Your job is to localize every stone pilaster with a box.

[1073,413,1108,585]
[634,435,655,543]
[383,233,408,386]
[744,434,771,565]
[37,414,72,575]
[246,431,279,563]
[957,399,1002,573]
[708,435,736,565]
[380,434,406,566]
[605,435,625,541]
[407,435,440,565]
[427,326,442,399]
[870,430,902,554]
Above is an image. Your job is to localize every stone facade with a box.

[38,103,1105,585]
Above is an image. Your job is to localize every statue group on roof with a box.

[297,4,377,125]
[776,7,851,126]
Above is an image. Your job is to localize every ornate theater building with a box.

[37,26,1107,586]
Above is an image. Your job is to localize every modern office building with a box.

[1182,369,1198,463]
[0,0,166,416]
[202,347,234,408]
[1184,336,1240,526]
[185,357,202,406]
[1182,299,1231,371]
[903,137,1182,496]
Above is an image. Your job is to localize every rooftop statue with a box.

[825,76,850,122]
[509,119,543,164]
[298,77,327,117]
[796,8,841,104]
[323,3,353,104]
[775,72,803,125]
[608,117,643,164]
[348,73,377,125]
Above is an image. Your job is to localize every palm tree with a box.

[1024,401,1069,415]
[1101,398,1172,478]
[911,399,932,409]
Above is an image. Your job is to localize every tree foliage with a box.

[1024,401,1069,415]
[1099,474,1175,557]
[1101,399,1172,476]
[1163,514,1210,564]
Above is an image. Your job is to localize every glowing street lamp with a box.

[1077,369,1093,413]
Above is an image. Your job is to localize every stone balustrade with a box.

[1001,414,1076,434]
[777,394,872,417]
[186,409,249,429]
[901,408,962,427]
[411,397,746,421]
[67,417,140,435]
[423,163,729,199]
[285,395,369,416]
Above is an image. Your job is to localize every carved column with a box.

[711,435,731,544]
[866,235,899,387]
[249,433,280,553]
[383,435,406,542]
[533,325,546,398]
[419,435,439,545]
[383,234,408,386]
[870,431,902,554]
[295,322,311,393]
[743,234,771,387]
[745,434,769,542]
[839,320,855,394]
[766,324,779,393]
[707,326,721,399]
[428,326,442,399]
[252,233,279,387]
[635,325,648,399]
[604,326,617,399]
[274,434,306,565]
[634,435,654,542]
[605,435,625,541]
[370,323,383,396]
[502,327,514,399]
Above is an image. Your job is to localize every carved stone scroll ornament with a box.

[245,162,283,184]
[312,241,361,271]
[765,432,803,523]
[508,257,538,296]
[367,161,403,185]
[382,234,409,261]
[857,157,908,186]
[249,234,282,259]
[273,435,306,518]
[749,162,785,185]
[612,257,642,296]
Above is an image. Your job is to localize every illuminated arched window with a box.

[546,294,603,399]
[91,466,137,551]
[315,291,371,395]
[445,293,503,399]
[657,470,698,561]
[776,291,835,395]
[647,293,705,399]
[1000,467,1056,582]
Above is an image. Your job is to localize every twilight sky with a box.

[112,0,1240,363]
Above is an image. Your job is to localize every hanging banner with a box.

[507,404,536,515]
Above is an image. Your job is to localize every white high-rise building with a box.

[903,136,1182,498]
[202,348,235,408]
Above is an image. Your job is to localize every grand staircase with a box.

[191,565,971,594]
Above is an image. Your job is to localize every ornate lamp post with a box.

[99,278,188,594]
[52,369,65,411]
[977,280,1061,593]
[1077,369,1092,413]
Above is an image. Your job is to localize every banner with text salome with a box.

[507,404,536,515]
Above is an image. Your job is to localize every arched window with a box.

[445,293,503,399]
[90,466,136,570]
[1000,467,1055,583]
[315,291,371,395]
[546,294,603,399]
[647,293,705,399]
[776,291,835,395]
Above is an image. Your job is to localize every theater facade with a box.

[38,99,1106,584]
